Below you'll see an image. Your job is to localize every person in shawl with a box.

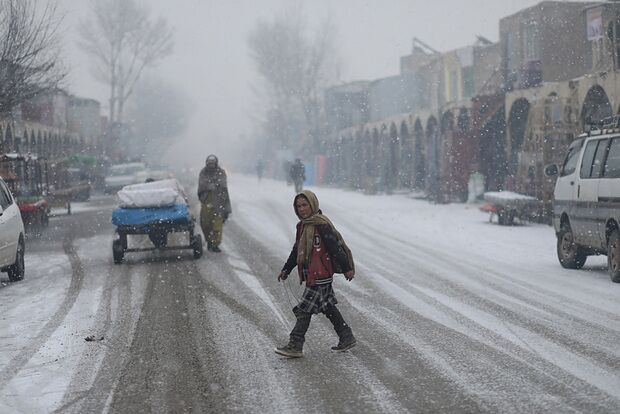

[275,190,356,358]
[197,154,231,252]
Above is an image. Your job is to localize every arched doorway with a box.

[581,85,612,128]
[386,122,399,192]
[36,131,42,155]
[30,131,36,154]
[426,116,439,199]
[400,121,412,189]
[508,98,530,178]
[453,108,471,201]
[5,126,13,153]
[480,107,507,191]
[414,119,425,190]
[352,131,363,189]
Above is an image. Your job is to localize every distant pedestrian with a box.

[256,159,265,182]
[197,154,231,252]
[275,190,356,358]
[289,158,305,193]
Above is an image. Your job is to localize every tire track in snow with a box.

[334,209,620,340]
[0,237,85,390]
[55,249,138,413]
[329,214,620,410]
[225,219,447,413]
[335,209,620,325]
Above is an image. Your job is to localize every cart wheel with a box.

[41,209,49,227]
[191,234,203,259]
[113,239,124,264]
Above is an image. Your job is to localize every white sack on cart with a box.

[117,178,188,208]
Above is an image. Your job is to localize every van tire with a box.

[7,237,25,282]
[607,230,620,282]
[557,225,587,269]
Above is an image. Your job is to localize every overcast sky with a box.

[59,0,570,165]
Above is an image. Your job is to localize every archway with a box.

[508,98,530,176]
[453,108,471,201]
[37,131,42,155]
[30,131,36,154]
[426,116,439,199]
[387,122,399,191]
[581,85,612,127]
[400,121,412,189]
[480,107,507,191]
[5,126,13,153]
[457,109,469,133]
[414,119,425,189]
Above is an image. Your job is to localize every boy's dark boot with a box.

[274,341,303,358]
[275,306,311,358]
[325,305,356,351]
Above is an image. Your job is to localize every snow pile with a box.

[484,191,539,208]
[116,178,187,208]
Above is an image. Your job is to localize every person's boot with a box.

[325,305,356,351]
[274,341,303,358]
[275,306,311,358]
[210,245,221,253]
[331,335,357,351]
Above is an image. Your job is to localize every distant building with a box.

[499,1,597,90]
[21,89,69,129]
[368,73,419,122]
[324,81,370,132]
[67,97,101,148]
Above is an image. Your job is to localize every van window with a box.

[561,138,584,176]
[591,139,610,178]
[603,138,620,178]
[580,140,598,178]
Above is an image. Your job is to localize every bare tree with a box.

[79,0,173,123]
[248,9,339,152]
[0,0,65,114]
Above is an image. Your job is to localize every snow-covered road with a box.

[0,174,618,413]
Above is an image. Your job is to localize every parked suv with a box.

[0,177,25,282]
[546,127,620,282]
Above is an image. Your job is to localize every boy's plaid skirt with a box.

[297,282,338,314]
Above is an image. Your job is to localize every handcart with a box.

[111,179,203,263]
[480,191,542,225]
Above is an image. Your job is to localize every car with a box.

[139,169,173,183]
[546,121,620,282]
[0,176,25,282]
[104,162,147,194]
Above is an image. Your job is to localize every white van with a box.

[546,127,620,282]
[0,177,25,282]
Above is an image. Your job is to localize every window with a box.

[603,138,620,178]
[462,67,474,98]
[561,138,584,176]
[0,181,12,210]
[580,140,598,178]
[523,23,540,61]
[591,139,610,178]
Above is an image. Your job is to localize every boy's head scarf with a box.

[294,190,352,271]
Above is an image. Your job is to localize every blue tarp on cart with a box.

[112,204,191,226]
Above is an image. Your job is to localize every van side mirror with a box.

[544,164,559,177]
